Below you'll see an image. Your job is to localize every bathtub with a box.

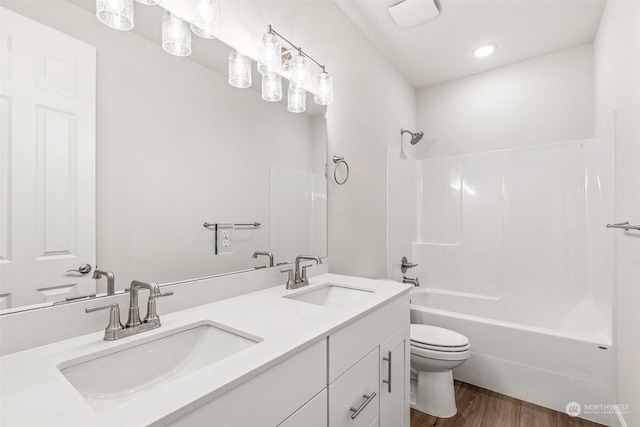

[410,288,616,426]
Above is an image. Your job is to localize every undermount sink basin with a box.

[284,283,374,307]
[58,321,261,410]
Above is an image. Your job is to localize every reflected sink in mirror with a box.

[284,283,375,307]
[58,322,262,410]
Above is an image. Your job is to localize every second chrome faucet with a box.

[283,255,323,290]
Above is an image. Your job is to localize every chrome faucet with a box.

[291,255,322,289]
[403,276,420,287]
[92,269,116,295]
[85,280,173,341]
[252,251,274,267]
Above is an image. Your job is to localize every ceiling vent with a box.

[388,0,440,29]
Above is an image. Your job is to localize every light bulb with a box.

[229,50,252,88]
[196,0,214,23]
[105,0,124,12]
[162,12,191,56]
[288,83,306,113]
[168,18,185,41]
[291,54,309,88]
[96,0,133,30]
[190,0,220,39]
[258,32,281,75]
[262,72,282,102]
[314,71,333,105]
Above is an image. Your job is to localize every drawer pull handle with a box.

[383,351,392,393]
[349,392,377,420]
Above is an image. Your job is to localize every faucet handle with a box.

[281,268,295,289]
[86,303,123,341]
[157,291,174,299]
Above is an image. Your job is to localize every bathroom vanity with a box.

[0,274,410,426]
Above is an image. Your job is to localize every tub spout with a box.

[403,276,420,287]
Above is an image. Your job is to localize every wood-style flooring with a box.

[411,381,607,427]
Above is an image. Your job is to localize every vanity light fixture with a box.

[473,43,496,58]
[96,0,134,30]
[190,0,221,39]
[162,11,191,57]
[96,0,219,54]
[257,25,334,107]
[228,50,252,88]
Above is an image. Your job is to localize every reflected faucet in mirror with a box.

[92,269,115,296]
[252,251,274,268]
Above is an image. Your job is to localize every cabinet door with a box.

[278,389,327,427]
[329,348,379,427]
[379,323,410,427]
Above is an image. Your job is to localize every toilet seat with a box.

[410,324,470,352]
[411,344,471,361]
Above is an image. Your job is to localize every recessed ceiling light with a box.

[473,43,496,58]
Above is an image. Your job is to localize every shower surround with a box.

[387,137,615,425]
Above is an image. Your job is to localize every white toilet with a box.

[410,324,471,418]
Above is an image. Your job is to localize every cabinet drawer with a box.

[329,347,379,427]
[329,293,409,382]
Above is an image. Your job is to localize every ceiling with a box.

[335,0,606,89]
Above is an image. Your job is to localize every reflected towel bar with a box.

[203,222,261,229]
[606,222,640,231]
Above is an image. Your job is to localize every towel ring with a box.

[333,156,349,185]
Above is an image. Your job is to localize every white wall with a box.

[213,0,417,279]
[416,44,595,158]
[594,2,640,426]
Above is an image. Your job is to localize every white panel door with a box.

[0,7,96,309]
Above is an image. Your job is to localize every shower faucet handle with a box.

[400,257,418,273]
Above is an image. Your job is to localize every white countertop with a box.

[0,273,410,427]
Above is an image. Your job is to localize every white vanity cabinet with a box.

[328,293,410,427]
[167,292,410,427]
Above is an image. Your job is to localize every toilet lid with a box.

[410,324,469,348]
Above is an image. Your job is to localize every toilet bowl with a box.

[410,324,470,418]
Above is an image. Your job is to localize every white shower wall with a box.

[388,137,613,338]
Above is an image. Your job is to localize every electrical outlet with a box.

[216,224,234,254]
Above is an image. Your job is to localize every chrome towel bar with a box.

[606,222,640,231]
[203,222,261,229]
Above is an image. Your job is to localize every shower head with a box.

[401,129,424,145]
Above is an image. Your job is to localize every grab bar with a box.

[606,222,640,231]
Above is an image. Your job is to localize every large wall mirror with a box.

[0,0,327,313]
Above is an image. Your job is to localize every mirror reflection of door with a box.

[0,7,96,309]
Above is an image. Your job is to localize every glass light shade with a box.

[290,54,310,88]
[314,71,333,105]
[96,0,134,31]
[287,83,306,113]
[134,0,160,4]
[162,12,191,57]
[228,50,252,88]
[190,0,221,39]
[262,72,282,102]
[258,32,282,75]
